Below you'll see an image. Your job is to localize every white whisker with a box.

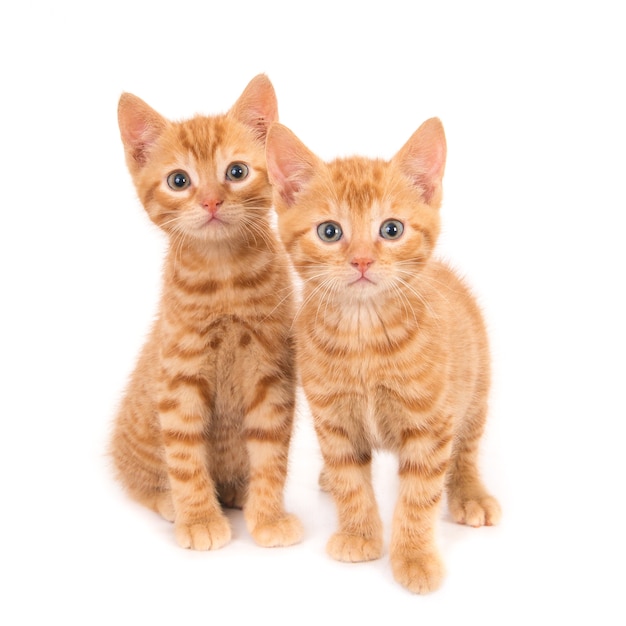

[395,276,439,325]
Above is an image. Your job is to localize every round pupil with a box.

[174,173,187,187]
[230,165,244,179]
[385,222,399,237]
[324,224,338,238]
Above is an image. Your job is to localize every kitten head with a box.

[266,119,446,304]
[117,74,278,246]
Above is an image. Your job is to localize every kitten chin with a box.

[172,203,262,244]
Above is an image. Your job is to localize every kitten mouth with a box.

[189,215,231,240]
[202,215,230,229]
[350,275,376,286]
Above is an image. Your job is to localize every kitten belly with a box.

[204,315,257,413]
[202,316,258,479]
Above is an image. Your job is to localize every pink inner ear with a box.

[229,74,278,141]
[396,118,447,206]
[118,94,166,166]
[266,125,316,208]
[122,121,152,164]
[406,149,445,204]
[266,152,302,206]
[129,126,159,165]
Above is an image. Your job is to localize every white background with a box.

[1,1,624,624]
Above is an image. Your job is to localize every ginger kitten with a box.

[110,75,302,550]
[266,119,500,592]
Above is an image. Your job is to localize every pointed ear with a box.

[228,73,278,142]
[118,93,167,169]
[266,123,318,209]
[393,117,447,207]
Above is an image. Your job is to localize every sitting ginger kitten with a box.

[110,75,302,551]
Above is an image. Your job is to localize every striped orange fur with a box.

[266,119,500,592]
[110,75,302,550]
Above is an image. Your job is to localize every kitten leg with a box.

[158,384,231,551]
[324,461,383,562]
[243,376,303,547]
[110,382,177,522]
[314,415,383,562]
[389,424,452,594]
[446,404,501,527]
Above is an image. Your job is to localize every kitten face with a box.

[118,74,277,246]
[287,160,438,304]
[266,120,446,306]
[133,117,271,244]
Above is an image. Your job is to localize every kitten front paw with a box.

[449,494,501,527]
[326,532,383,562]
[249,514,304,547]
[174,515,232,550]
[390,550,445,594]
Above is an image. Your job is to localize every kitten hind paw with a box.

[249,514,304,547]
[391,551,445,594]
[174,515,232,550]
[138,491,175,522]
[154,493,176,522]
[449,495,501,527]
[326,532,383,563]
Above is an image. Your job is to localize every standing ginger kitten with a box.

[265,119,501,592]
[110,75,303,550]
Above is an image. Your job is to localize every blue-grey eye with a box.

[166,171,191,190]
[317,221,343,242]
[380,219,404,240]
[226,162,249,181]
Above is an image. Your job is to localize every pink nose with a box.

[351,257,374,274]
[202,198,223,215]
